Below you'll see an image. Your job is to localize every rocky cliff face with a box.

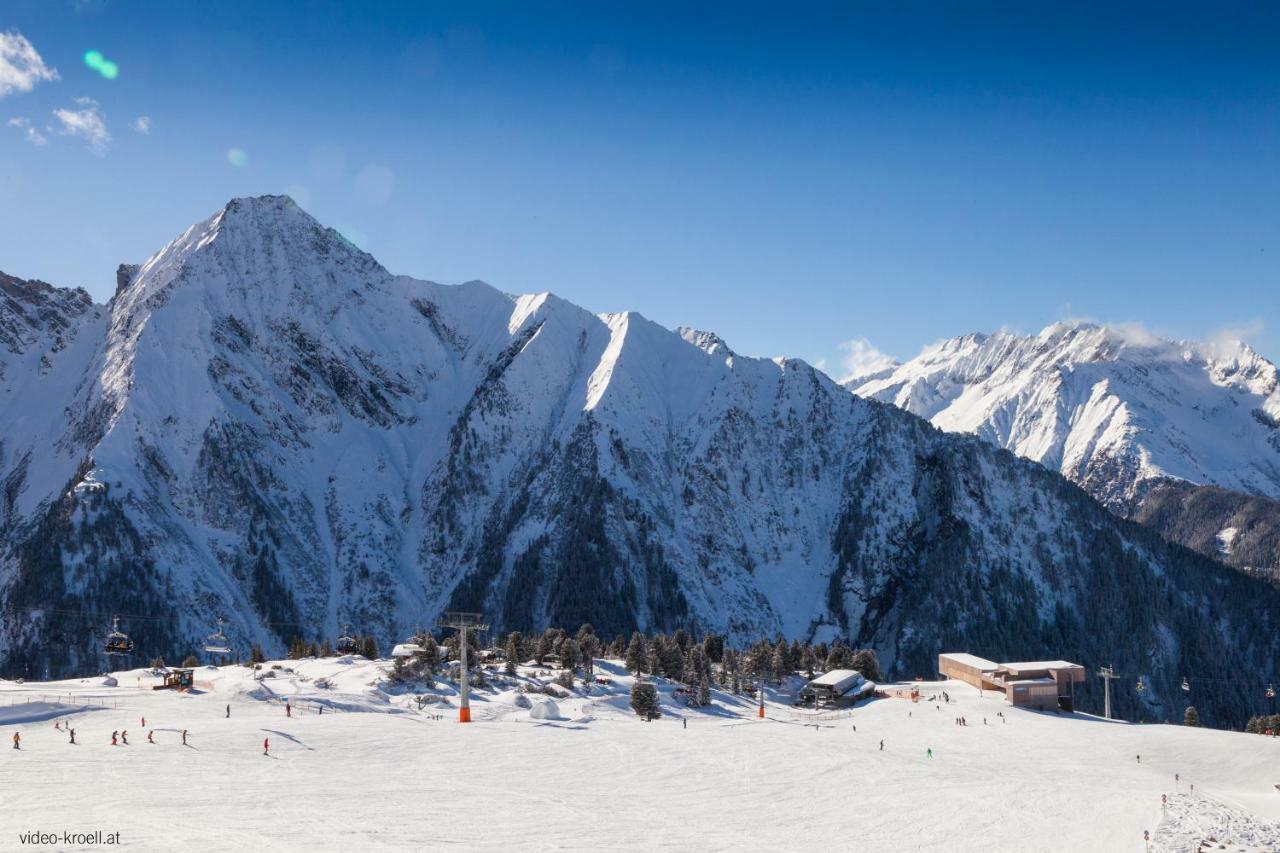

[2,197,1278,725]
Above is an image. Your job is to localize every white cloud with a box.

[6,116,46,146]
[1205,318,1265,361]
[52,97,111,154]
[838,337,898,382]
[0,31,59,99]
[131,115,152,134]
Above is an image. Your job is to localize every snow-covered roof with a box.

[1000,661,1082,672]
[939,653,999,671]
[808,669,864,687]
[1007,677,1057,686]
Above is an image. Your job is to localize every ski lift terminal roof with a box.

[938,653,998,671]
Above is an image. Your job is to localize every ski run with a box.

[1,655,1278,852]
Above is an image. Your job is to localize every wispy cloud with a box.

[0,30,59,99]
[6,116,47,146]
[130,115,152,134]
[52,97,111,154]
[838,337,898,382]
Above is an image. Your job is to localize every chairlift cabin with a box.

[203,619,231,655]
[1181,677,1191,693]
[104,616,134,656]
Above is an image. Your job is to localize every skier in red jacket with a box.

[263,737,269,756]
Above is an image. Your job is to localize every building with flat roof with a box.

[937,653,1085,711]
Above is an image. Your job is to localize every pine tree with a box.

[560,638,581,673]
[702,634,724,664]
[360,635,380,660]
[320,638,333,657]
[825,642,854,671]
[1184,705,1199,727]
[579,633,600,679]
[696,672,711,707]
[250,644,265,664]
[851,649,884,682]
[535,633,552,665]
[419,635,439,669]
[771,639,789,684]
[504,631,524,674]
[625,631,647,673]
[631,680,661,721]
[801,645,817,679]
[181,655,198,668]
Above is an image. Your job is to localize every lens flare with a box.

[226,148,248,167]
[83,50,119,79]
[337,226,369,251]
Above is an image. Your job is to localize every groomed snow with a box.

[1,658,1277,852]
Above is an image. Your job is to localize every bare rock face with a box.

[1,196,1278,728]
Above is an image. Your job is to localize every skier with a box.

[318,706,323,716]
[141,716,146,727]
[69,729,75,745]
[852,724,857,732]
[263,737,269,756]
[54,721,60,731]
[121,730,129,745]
[111,731,118,746]
[879,739,884,751]
[286,702,291,718]
[226,704,230,719]
[927,747,933,759]
[11,732,19,750]
[147,730,154,744]
[181,729,187,746]
[682,718,686,729]
[1137,755,1141,763]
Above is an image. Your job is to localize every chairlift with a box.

[203,619,232,655]
[1135,676,1146,693]
[1266,683,1276,700]
[1181,676,1191,693]
[104,616,134,656]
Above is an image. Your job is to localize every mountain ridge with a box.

[1,196,1278,726]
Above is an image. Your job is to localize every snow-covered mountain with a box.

[850,323,1280,507]
[2,197,1279,723]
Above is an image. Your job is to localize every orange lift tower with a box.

[437,612,489,723]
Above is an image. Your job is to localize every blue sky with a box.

[1,1,1276,373]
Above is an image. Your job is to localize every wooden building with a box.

[938,653,1085,711]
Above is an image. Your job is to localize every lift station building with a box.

[937,653,1085,711]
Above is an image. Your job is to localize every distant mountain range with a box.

[849,323,1280,578]
[1,196,1277,725]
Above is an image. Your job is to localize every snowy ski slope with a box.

[1,657,1277,852]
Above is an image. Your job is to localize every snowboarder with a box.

[11,732,19,750]
[181,729,187,746]
[121,730,129,745]
[263,737,269,756]
[147,730,154,744]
